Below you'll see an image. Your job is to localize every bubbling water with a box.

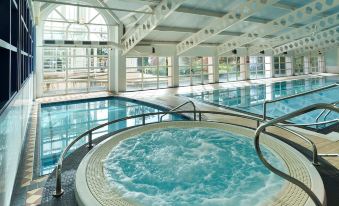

[104,127,286,206]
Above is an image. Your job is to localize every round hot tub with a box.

[75,121,325,206]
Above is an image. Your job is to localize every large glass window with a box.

[249,56,265,79]
[179,57,214,86]
[43,6,108,41]
[310,56,319,73]
[42,5,109,96]
[43,47,109,95]
[126,57,173,91]
[218,57,242,82]
[293,56,304,75]
[273,56,291,77]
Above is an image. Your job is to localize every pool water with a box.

[39,97,183,175]
[104,127,286,206]
[182,76,339,125]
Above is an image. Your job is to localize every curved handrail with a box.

[263,83,339,121]
[160,100,197,121]
[255,103,339,206]
[274,125,320,165]
[52,110,258,197]
[52,107,335,199]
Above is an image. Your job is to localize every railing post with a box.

[199,112,202,121]
[53,164,64,197]
[142,115,146,125]
[87,131,93,149]
[263,102,267,121]
[312,145,320,166]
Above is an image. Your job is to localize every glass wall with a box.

[218,57,242,82]
[293,56,304,75]
[43,6,108,41]
[273,56,292,77]
[310,56,319,73]
[43,47,109,95]
[42,5,109,96]
[249,56,265,79]
[179,56,213,86]
[126,57,173,91]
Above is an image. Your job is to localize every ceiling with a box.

[36,0,339,55]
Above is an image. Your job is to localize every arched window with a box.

[43,5,108,41]
[42,5,110,96]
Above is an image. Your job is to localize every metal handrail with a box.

[274,125,320,165]
[263,83,339,121]
[52,107,334,200]
[53,110,257,197]
[255,103,339,206]
[316,101,339,123]
[160,100,197,121]
[282,119,339,127]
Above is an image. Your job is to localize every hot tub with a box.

[75,121,325,206]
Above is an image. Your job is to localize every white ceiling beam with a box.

[32,0,153,14]
[293,37,339,56]
[217,0,339,55]
[121,0,185,55]
[248,12,339,55]
[175,5,303,28]
[176,0,280,55]
[274,26,339,55]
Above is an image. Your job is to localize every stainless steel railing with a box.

[52,103,336,205]
[160,100,197,121]
[255,103,339,206]
[263,83,338,121]
[316,101,339,123]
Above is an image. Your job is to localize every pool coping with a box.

[75,121,325,206]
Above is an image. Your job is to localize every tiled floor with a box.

[11,73,339,206]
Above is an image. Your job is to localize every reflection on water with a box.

[182,76,339,124]
[39,98,181,175]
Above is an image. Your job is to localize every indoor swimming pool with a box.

[38,97,182,175]
[182,76,339,125]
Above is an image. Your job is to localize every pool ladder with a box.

[255,103,339,206]
[315,101,339,125]
[160,100,198,121]
[52,102,338,206]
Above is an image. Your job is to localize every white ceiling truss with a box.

[276,26,339,54]
[121,0,185,55]
[277,26,339,55]
[175,0,280,55]
[217,0,339,56]
[248,12,339,55]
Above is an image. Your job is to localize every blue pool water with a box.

[39,97,183,175]
[182,76,339,125]
[104,127,286,206]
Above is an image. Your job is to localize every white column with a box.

[172,55,179,87]
[110,25,126,92]
[265,56,273,78]
[285,56,292,76]
[240,56,248,80]
[304,56,310,74]
[214,56,219,83]
[290,57,295,75]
